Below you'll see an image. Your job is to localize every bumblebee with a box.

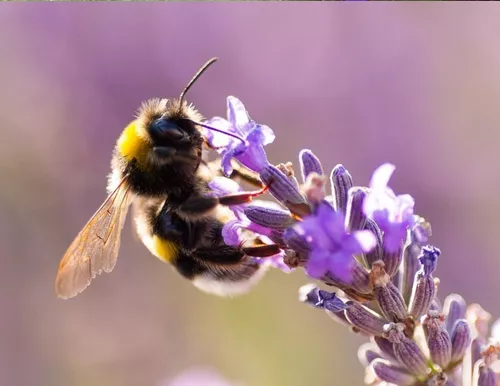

[55,58,278,299]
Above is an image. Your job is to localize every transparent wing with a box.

[55,178,133,299]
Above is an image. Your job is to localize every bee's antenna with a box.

[179,57,218,104]
[182,119,247,147]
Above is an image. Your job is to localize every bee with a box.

[55,58,279,299]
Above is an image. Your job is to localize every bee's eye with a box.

[149,119,186,143]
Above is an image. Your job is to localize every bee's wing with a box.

[55,178,133,299]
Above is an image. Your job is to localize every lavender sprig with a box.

[203,96,500,386]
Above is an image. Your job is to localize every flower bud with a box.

[384,323,429,377]
[345,187,368,232]
[299,149,323,181]
[244,205,295,230]
[345,301,386,336]
[373,336,397,361]
[443,294,467,335]
[400,243,421,301]
[477,364,497,386]
[381,246,403,278]
[363,218,383,267]
[358,343,382,366]
[408,273,435,319]
[423,311,452,368]
[260,164,310,217]
[371,262,408,321]
[330,164,353,213]
[371,359,417,386]
[450,319,472,363]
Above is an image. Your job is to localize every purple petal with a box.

[222,219,245,245]
[227,96,249,131]
[363,189,395,218]
[327,251,353,283]
[246,222,272,238]
[221,148,237,176]
[246,124,275,146]
[383,224,408,253]
[316,203,346,243]
[353,230,377,252]
[306,249,330,278]
[395,194,415,221]
[370,163,395,191]
[235,143,270,173]
[208,176,241,196]
[260,253,292,273]
[296,220,325,250]
[203,117,234,148]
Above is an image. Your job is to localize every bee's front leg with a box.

[177,184,270,218]
[192,243,282,265]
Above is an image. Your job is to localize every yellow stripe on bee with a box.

[152,235,178,263]
[117,121,150,169]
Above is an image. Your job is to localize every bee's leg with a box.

[178,184,270,217]
[192,245,246,265]
[229,162,264,189]
[200,153,263,189]
[192,243,282,265]
[241,244,282,257]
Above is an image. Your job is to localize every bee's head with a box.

[116,58,217,178]
[147,98,204,166]
[116,98,204,172]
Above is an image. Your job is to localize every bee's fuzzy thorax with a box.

[134,98,168,140]
[164,98,204,123]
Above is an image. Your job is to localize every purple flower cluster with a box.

[202,96,499,386]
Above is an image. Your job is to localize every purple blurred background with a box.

[2,4,500,386]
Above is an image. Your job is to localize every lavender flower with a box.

[289,201,376,282]
[363,163,415,253]
[204,96,274,175]
[201,95,499,386]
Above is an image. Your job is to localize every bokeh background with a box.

[2,4,500,386]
